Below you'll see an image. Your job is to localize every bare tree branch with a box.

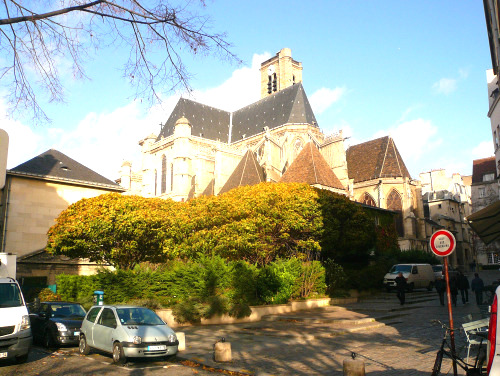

[0,0,240,125]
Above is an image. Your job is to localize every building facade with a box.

[120,48,427,251]
[0,149,124,285]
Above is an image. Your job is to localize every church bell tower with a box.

[260,48,303,98]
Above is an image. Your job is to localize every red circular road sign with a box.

[430,230,456,257]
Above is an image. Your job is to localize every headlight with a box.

[19,315,30,331]
[133,336,142,344]
[55,322,67,331]
[168,334,177,343]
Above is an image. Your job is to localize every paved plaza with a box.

[177,270,500,375]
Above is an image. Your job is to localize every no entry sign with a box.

[430,230,456,257]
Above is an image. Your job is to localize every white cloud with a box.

[309,87,346,114]
[432,78,457,95]
[471,140,494,159]
[189,52,270,111]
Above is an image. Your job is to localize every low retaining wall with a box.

[156,297,357,328]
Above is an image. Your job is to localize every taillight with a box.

[487,294,498,374]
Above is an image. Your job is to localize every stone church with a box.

[119,48,426,250]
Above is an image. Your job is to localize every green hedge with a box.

[56,256,334,323]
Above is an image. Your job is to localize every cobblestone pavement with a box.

[177,270,500,376]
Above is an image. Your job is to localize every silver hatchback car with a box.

[79,305,178,364]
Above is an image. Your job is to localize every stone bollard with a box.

[343,355,365,376]
[176,332,185,351]
[214,341,232,362]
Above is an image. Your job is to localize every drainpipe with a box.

[1,175,11,253]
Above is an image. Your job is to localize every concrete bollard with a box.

[214,341,232,362]
[176,332,185,351]
[343,357,365,376]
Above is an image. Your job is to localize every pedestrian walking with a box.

[395,272,407,305]
[435,275,446,306]
[471,273,485,305]
[457,271,470,304]
[449,274,458,306]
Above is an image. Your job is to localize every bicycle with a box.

[431,320,486,376]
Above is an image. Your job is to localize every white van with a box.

[383,263,435,292]
[0,254,32,363]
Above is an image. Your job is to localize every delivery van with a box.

[383,263,435,292]
[0,253,32,363]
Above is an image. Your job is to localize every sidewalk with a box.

[176,270,500,375]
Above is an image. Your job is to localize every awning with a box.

[467,200,500,245]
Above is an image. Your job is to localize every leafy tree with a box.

[179,183,324,265]
[317,189,376,263]
[0,1,238,124]
[47,193,182,269]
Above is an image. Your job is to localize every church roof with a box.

[157,83,317,144]
[346,136,411,183]
[280,142,345,190]
[157,98,231,142]
[219,150,265,194]
[231,83,317,142]
[9,149,123,190]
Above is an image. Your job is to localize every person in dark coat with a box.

[395,272,407,305]
[435,275,446,306]
[471,273,485,305]
[457,271,470,304]
[449,274,458,306]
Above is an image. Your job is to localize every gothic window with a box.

[292,138,304,162]
[161,155,167,194]
[387,189,404,237]
[272,73,277,92]
[361,193,376,207]
[386,189,402,211]
[170,163,174,191]
[267,75,272,94]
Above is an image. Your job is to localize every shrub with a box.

[257,258,302,304]
[323,259,346,296]
[38,288,62,302]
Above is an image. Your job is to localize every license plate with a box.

[147,345,166,351]
[0,352,7,358]
[74,331,80,336]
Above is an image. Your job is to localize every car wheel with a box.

[15,353,29,364]
[427,282,434,291]
[44,330,54,349]
[79,335,91,355]
[112,342,126,365]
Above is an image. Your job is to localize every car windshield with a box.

[389,265,412,274]
[0,283,23,307]
[116,307,165,326]
[50,303,86,319]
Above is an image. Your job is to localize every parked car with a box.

[29,301,86,348]
[0,277,32,363]
[432,264,459,281]
[383,263,435,292]
[79,305,178,364]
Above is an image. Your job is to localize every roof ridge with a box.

[379,136,390,177]
[391,138,404,177]
[310,142,319,183]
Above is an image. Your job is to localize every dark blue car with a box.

[29,302,86,348]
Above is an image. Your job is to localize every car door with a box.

[83,307,101,346]
[93,308,117,353]
[411,265,421,287]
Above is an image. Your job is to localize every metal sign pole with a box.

[444,256,457,376]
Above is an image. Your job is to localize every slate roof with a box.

[157,98,231,142]
[157,83,318,144]
[472,156,496,184]
[280,142,345,190]
[218,150,265,194]
[231,83,317,142]
[346,136,411,183]
[9,149,123,190]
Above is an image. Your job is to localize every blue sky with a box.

[0,1,494,181]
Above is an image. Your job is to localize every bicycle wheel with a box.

[432,350,444,376]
